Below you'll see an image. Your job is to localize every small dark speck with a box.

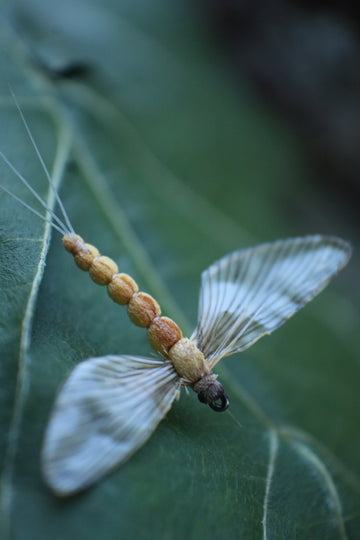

[35,57,92,81]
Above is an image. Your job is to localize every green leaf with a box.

[1,2,359,538]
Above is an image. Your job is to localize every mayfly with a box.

[0,95,352,497]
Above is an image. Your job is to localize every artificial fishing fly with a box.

[1,94,352,496]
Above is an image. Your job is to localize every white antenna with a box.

[9,87,75,234]
[0,150,68,235]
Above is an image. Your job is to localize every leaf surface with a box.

[0,1,359,538]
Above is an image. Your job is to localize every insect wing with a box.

[42,355,181,496]
[192,235,351,368]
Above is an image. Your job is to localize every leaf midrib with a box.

[0,102,72,537]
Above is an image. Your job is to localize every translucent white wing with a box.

[42,355,181,496]
[192,235,351,369]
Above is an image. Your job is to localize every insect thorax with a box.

[167,338,209,382]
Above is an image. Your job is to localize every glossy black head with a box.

[193,375,229,413]
[209,391,229,412]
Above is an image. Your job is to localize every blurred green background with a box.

[0,1,359,538]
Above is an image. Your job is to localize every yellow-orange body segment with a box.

[147,316,183,355]
[108,273,139,305]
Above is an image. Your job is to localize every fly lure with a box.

[0,95,352,496]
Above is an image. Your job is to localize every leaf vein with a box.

[262,429,279,540]
[290,439,348,539]
[0,113,72,537]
